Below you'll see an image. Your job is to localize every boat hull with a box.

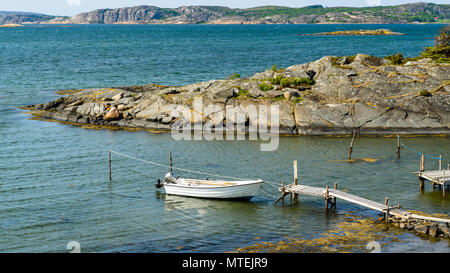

[164,181,263,200]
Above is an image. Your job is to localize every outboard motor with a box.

[155,179,162,188]
[163,172,177,184]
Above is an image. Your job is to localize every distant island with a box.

[0,11,67,25]
[304,29,406,36]
[0,23,24,27]
[1,2,449,25]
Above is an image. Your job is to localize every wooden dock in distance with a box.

[415,153,449,196]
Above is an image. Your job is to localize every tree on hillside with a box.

[419,25,449,62]
[434,25,449,48]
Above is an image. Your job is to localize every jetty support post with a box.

[324,185,336,210]
[419,154,425,191]
[108,151,112,181]
[274,181,288,205]
[293,160,298,201]
[396,134,401,160]
[348,129,356,160]
[384,197,389,221]
[443,170,446,197]
[439,155,442,171]
[420,154,425,172]
[169,151,173,173]
[333,183,337,209]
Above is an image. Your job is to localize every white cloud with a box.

[67,0,81,6]
[367,0,381,6]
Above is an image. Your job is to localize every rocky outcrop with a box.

[71,6,170,24]
[387,215,450,239]
[305,29,405,36]
[25,54,450,135]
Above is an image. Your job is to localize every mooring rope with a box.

[400,141,448,163]
[109,150,255,181]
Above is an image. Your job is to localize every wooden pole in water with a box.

[443,170,446,197]
[348,129,356,160]
[108,151,112,181]
[439,155,442,171]
[421,154,425,172]
[385,197,389,220]
[333,183,337,209]
[396,134,401,160]
[293,160,298,201]
[325,185,329,209]
[169,151,173,173]
[274,181,287,205]
[419,154,425,191]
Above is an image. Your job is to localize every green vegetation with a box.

[419,89,431,97]
[280,77,292,88]
[270,65,284,72]
[236,88,249,97]
[420,46,450,63]
[293,96,304,103]
[384,26,450,64]
[269,75,315,88]
[419,26,449,63]
[385,52,405,65]
[228,73,241,79]
[290,77,315,86]
[269,75,283,85]
[258,82,274,91]
[331,55,356,67]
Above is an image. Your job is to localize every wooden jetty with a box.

[275,160,450,224]
[415,153,449,196]
[276,183,450,223]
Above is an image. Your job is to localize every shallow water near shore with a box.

[0,24,449,252]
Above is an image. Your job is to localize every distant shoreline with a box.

[4,22,449,27]
[1,3,449,25]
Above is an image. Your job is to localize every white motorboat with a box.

[160,172,263,200]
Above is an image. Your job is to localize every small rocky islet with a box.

[25,54,450,135]
[303,29,405,36]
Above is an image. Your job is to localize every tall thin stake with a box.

[385,197,389,220]
[293,160,298,201]
[348,129,356,160]
[108,151,112,181]
[169,151,173,173]
[420,154,425,172]
[443,170,446,197]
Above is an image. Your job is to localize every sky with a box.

[0,0,448,16]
